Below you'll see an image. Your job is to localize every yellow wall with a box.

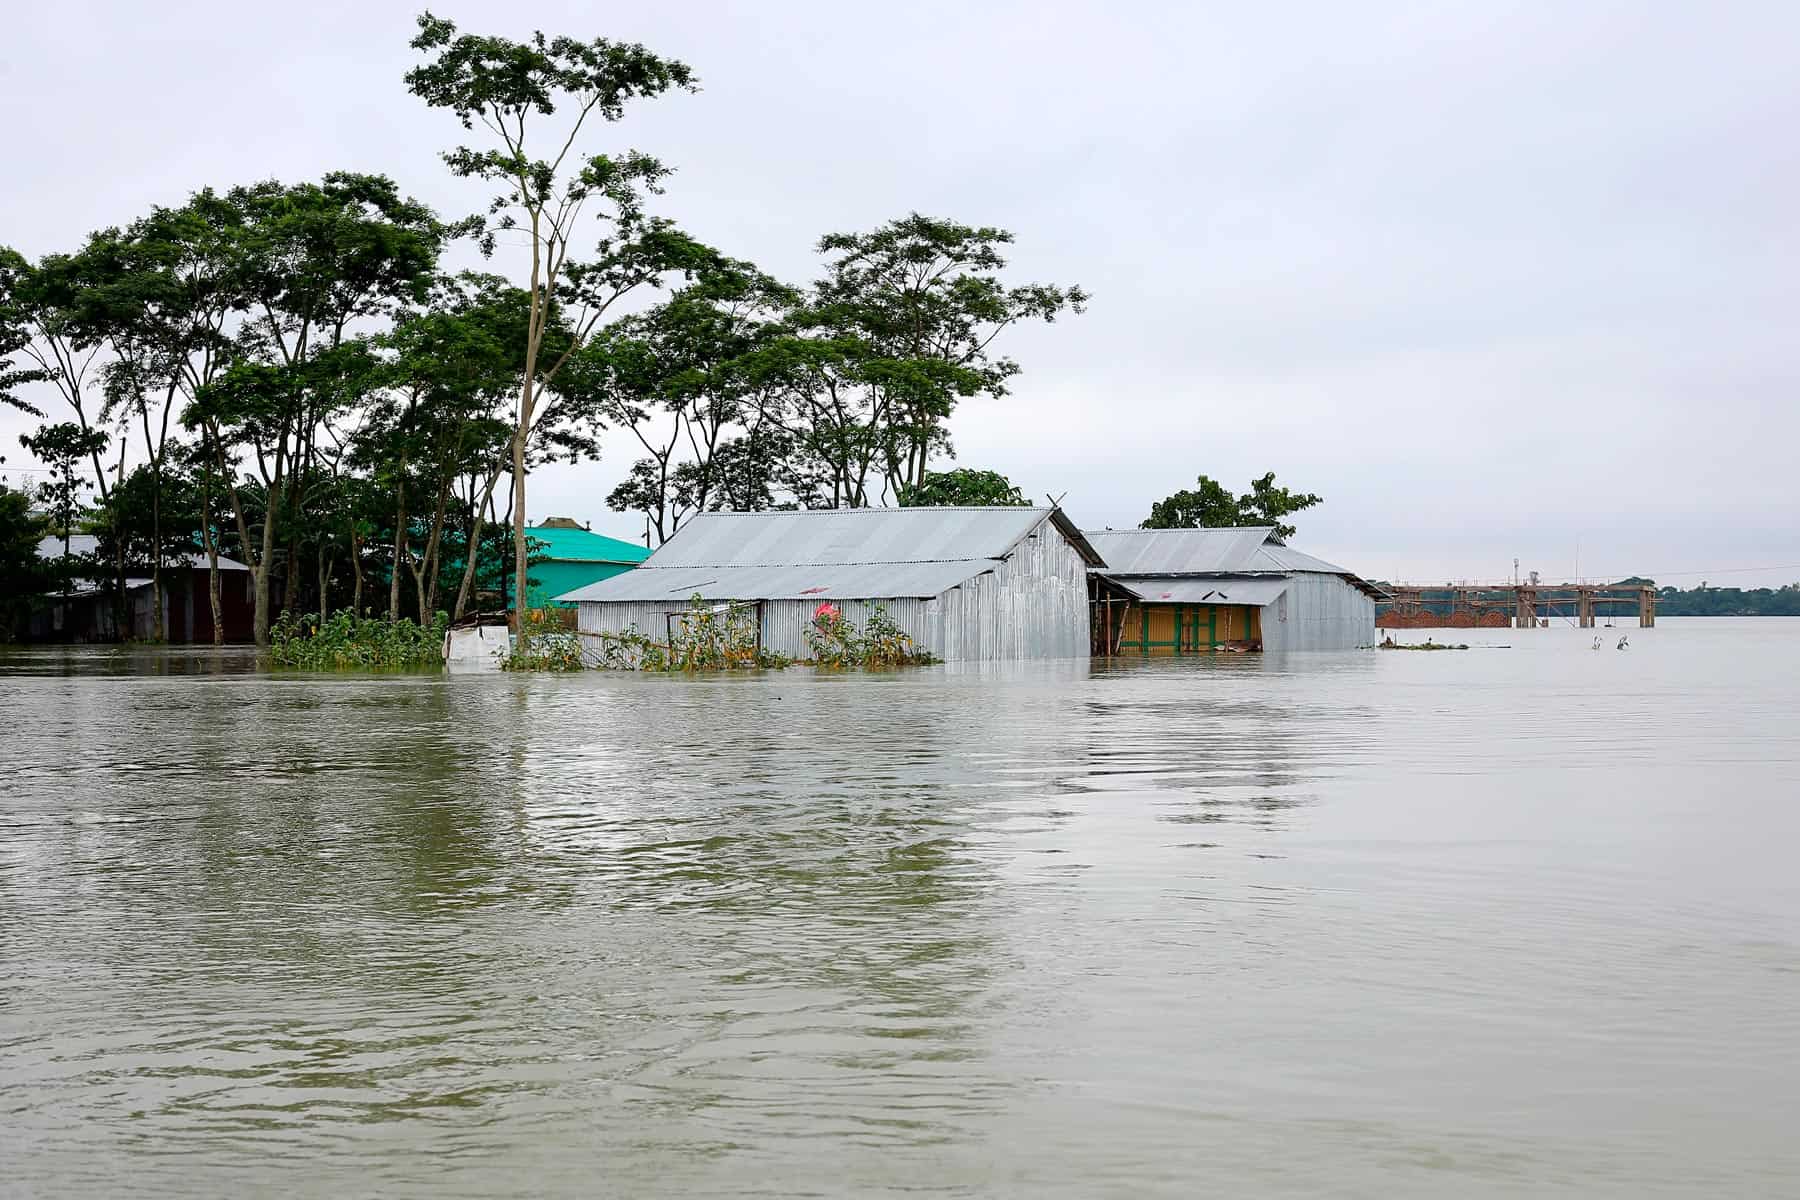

[1109,603,1261,654]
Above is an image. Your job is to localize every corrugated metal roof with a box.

[1253,543,1349,574]
[1082,527,1277,574]
[524,524,650,564]
[556,559,996,603]
[1084,526,1387,599]
[1115,576,1291,606]
[36,535,250,572]
[643,507,1079,568]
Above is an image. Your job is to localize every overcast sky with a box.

[5,1,1797,586]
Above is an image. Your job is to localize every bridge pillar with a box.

[1577,589,1595,628]
[1515,587,1538,629]
[1640,587,1656,628]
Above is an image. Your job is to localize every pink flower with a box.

[814,602,840,622]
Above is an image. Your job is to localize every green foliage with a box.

[269,609,448,668]
[802,601,935,669]
[0,483,50,639]
[896,467,1029,507]
[1142,471,1323,542]
[758,214,1086,506]
[0,247,47,415]
[19,422,108,537]
[511,596,790,671]
[501,608,587,671]
[1655,582,1800,617]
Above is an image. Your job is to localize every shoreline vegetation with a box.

[264,597,937,673]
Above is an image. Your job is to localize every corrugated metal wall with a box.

[944,518,1092,660]
[573,515,1092,662]
[1259,573,1377,651]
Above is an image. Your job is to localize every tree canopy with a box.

[896,467,1030,508]
[1141,472,1322,541]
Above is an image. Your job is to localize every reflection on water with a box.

[3,620,1799,1197]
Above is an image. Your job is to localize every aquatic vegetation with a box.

[269,610,448,668]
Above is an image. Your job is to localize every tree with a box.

[1141,472,1322,541]
[896,467,1029,507]
[406,11,713,615]
[4,249,116,500]
[0,248,47,416]
[19,422,109,597]
[787,214,1085,503]
[576,266,793,542]
[0,483,50,639]
[184,173,451,644]
[66,198,239,640]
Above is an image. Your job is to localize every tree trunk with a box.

[452,470,503,623]
[253,475,281,647]
[421,476,451,619]
[282,533,301,619]
[389,470,408,621]
[512,424,530,619]
[351,529,365,616]
[198,471,223,646]
[318,552,333,621]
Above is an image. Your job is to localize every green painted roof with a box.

[525,524,651,565]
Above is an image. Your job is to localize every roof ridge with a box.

[1083,525,1275,535]
[636,555,1008,569]
[688,506,1054,516]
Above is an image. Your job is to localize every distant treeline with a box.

[1374,579,1800,618]
[1655,583,1800,617]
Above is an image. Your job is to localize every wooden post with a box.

[1640,586,1656,627]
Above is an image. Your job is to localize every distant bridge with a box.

[1378,583,1657,629]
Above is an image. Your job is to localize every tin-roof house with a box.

[1085,527,1383,653]
[558,507,1104,661]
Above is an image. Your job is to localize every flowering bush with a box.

[804,601,933,668]
[804,601,860,667]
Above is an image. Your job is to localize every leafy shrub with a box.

[269,609,448,669]
[519,596,791,673]
[501,608,586,671]
[803,601,860,667]
[803,601,934,669]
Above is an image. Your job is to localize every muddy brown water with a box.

[3,618,1797,1197]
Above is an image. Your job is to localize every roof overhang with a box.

[1107,575,1292,606]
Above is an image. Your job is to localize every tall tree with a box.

[1141,472,1323,541]
[576,267,793,542]
[794,214,1085,503]
[0,248,47,417]
[67,199,238,639]
[185,172,449,644]
[19,422,109,600]
[406,11,713,615]
[4,250,116,501]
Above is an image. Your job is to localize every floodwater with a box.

[2,618,1797,1197]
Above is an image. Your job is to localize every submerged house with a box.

[558,507,1104,661]
[520,518,651,610]
[1085,527,1383,653]
[30,534,254,643]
